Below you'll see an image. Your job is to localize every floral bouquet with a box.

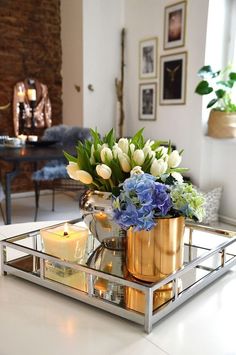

[65,128,205,231]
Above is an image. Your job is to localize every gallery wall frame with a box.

[159,51,187,105]
[139,82,157,120]
[139,37,158,79]
[164,1,186,50]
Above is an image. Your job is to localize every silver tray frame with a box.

[1,221,236,333]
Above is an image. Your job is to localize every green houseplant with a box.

[195,65,236,138]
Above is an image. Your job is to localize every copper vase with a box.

[126,216,185,282]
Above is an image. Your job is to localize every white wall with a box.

[61,0,83,126]
[124,0,209,186]
[82,0,124,135]
[61,0,124,134]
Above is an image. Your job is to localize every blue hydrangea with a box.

[112,173,172,231]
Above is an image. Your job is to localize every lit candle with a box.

[27,88,36,101]
[40,223,89,262]
[94,212,111,229]
[17,89,25,103]
[18,134,27,145]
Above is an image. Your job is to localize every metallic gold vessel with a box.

[126,216,185,282]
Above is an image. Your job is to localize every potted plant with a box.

[195,65,236,138]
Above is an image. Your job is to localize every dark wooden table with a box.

[0,144,65,224]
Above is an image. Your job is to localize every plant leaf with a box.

[229,72,236,81]
[215,89,225,98]
[195,80,213,95]
[207,98,218,108]
[63,151,77,163]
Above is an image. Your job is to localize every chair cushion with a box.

[32,162,68,181]
[62,126,91,155]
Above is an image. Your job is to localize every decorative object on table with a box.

[195,65,236,138]
[87,244,125,305]
[139,82,157,121]
[164,1,186,50]
[65,128,205,275]
[139,37,158,80]
[13,78,52,136]
[40,222,89,291]
[160,51,187,105]
[113,173,205,282]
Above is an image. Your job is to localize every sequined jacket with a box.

[13,80,52,136]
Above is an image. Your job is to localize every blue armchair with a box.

[32,125,91,221]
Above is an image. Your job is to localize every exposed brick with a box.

[0,0,62,193]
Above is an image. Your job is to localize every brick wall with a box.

[0,0,62,192]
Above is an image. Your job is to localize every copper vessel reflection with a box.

[125,283,176,314]
[126,216,185,282]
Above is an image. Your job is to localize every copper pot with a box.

[126,216,185,282]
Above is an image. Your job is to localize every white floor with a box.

[1,195,236,354]
[0,191,81,225]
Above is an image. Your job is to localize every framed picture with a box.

[139,37,158,79]
[139,83,157,120]
[160,52,187,105]
[164,1,186,50]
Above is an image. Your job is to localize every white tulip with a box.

[144,139,154,148]
[156,146,168,160]
[100,147,113,163]
[150,159,168,177]
[143,146,156,162]
[168,150,182,168]
[118,153,131,172]
[96,164,112,179]
[118,138,129,154]
[133,149,145,165]
[76,170,93,184]
[171,172,183,183]
[112,143,123,159]
[130,166,144,176]
[129,143,135,155]
[90,144,96,164]
[66,162,79,180]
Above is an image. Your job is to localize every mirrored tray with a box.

[1,218,236,333]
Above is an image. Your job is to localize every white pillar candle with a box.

[27,88,36,101]
[40,223,89,262]
[17,90,25,103]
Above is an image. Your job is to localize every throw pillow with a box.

[201,186,223,224]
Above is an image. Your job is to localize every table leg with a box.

[5,163,20,225]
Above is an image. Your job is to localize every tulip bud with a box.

[129,143,135,155]
[112,144,123,159]
[133,149,145,166]
[168,150,182,168]
[96,164,112,179]
[130,166,144,176]
[66,162,79,180]
[118,138,129,154]
[150,159,168,177]
[100,147,113,163]
[76,170,93,184]
[118,153,131,172]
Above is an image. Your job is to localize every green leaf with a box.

[197,65,213,77]
[229,72,236,81]
[104,128,116,147]
[63,151,77,163]
[215,89,225,98]
[197,66,220,79]
[131,128,144,146]
[207,98,218,108]
[195,80,213,95]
